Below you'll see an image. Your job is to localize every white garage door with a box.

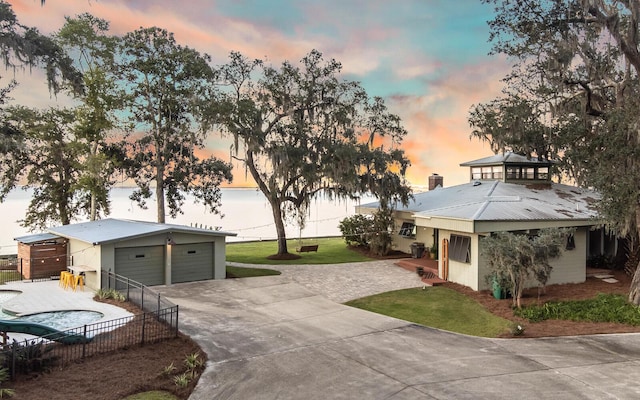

[115,246,165,286]
[171,243,214,283]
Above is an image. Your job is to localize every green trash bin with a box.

[492,277,506,300]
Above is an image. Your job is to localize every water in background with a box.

[0,187,374,255]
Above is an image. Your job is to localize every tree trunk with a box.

[629,263,640,305]
[269,196,289,255]
[90,141,98,221]
[629,211,640,304]
[245,150,290,255]
[90,195,96,221]
[156,157,165,224]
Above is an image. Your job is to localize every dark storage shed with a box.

[14,233,67,280]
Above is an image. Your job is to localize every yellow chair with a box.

[72,274,84,291]
[60,271,72,289]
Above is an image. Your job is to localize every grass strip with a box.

[345,287,513,338]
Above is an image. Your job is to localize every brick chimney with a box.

[428,173,443,190]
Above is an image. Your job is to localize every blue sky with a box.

[8,0,508,187]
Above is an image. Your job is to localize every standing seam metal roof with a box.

[360,181,599,222]
[46,218,236,245]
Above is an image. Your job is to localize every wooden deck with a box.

[394,257,446,286]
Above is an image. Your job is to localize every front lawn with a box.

[226,237,376,264]
[345,287,514,338]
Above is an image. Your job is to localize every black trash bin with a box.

[410,242,425,258]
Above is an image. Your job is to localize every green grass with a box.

[226,265,281,278]
[345,287,513,338]
[515,293,640,324]
[122,390,177,400]
[225,237,375,264]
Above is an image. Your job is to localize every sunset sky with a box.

[7,0,509,188]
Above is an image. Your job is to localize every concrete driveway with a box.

[157,261,640,399]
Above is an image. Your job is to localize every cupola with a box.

[459,152,553,184]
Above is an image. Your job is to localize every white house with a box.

[15,218,236,290]
[358,153,614,291]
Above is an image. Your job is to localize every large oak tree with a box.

[215,50,411,257]
[472,0,640,303]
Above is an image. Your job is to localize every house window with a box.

[450,234,471,263]
[481,167,492,179]
[524,167,535,179]
[506,166,519,179]
[538,167,549,180]
[471,167,482,180]
[566,234,575,250]
[492,166,503,179]
[399,222,416,238]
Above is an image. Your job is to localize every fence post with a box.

[10,343,16,380]
[82,325,87,359]
[175,305,179,337]
[127,278,130,301]
[141,312,146,346]
[157,293,161,315]
[141,286,144,312]
[108,269,112,290]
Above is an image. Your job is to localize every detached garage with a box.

[45,218,236,290]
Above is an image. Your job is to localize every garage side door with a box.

[115,246,165,286]
[171,243,213,283]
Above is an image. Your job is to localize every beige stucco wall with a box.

[392,218,435,254]
[474,227,588,291]
[67,239,102,290]
[438,230,482,290]
[436,227,588,292]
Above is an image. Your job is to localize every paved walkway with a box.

[228,259,423,302]
[156,261,640,400]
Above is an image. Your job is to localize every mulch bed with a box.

[446,269,639,338]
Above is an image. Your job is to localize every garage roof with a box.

[47,218,236,245]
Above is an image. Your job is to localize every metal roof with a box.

[47,218,236,245]
[459,152,553,167]
[360,181,599,223]
[14,232,62,244]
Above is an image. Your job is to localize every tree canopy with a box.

[472,0,640,303]
[116,27,232,223]
[1,106,86,230]
[56,13,121,221]
[215,50,411,256]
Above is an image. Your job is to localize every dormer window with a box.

[506,166,519,179]
[471,166,503,180]
[538,167,549,180]
[461,152,553,185]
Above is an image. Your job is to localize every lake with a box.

[0,187,374,255]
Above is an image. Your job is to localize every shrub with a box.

[339,214,373,247]
[95,288,126,302]
[514,294,640,325]
[368,208,394,256]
